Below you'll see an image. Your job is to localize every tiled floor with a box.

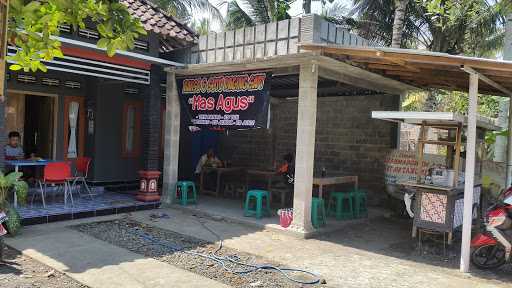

[18,190,160,225]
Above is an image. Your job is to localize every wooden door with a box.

[24,95,55,159]
[63,96,86,160]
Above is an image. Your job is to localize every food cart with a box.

[372,112,500,244]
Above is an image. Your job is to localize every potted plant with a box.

[0,171,28,236]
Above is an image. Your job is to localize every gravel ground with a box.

[0,244,88,288]
[72,218,325,288]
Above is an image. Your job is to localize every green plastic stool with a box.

[244,190,271,219]
[176,181,197,206]
[352,189,368,218]
[328,192,354,220]
[311,197,327,228]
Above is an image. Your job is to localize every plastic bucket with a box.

[278,208,293,228]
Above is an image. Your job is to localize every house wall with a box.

[89,79,146,182]
[6,70,87,161]
[4,70,151,183]
[216,93,399,205]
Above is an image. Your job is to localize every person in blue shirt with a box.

[4,131,24,160]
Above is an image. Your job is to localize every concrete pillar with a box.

[504,14,512,186]
[142,65,163,171]
[161,70,180,206]
[290,62,318,234]
[460,72,478,273]
[494,99,507,163]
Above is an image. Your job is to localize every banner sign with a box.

[177,71,271,129]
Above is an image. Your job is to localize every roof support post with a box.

[0,0,8,171]
[142,65,163,171]
[460,72,479,273]
[289,62,318,235]
[507,101,512,187]
[161,70,180,206]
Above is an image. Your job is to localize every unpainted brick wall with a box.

[218,93,399,205]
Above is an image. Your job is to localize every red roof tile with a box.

[120,0,197,49]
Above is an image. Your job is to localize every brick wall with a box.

[218,93,399,205]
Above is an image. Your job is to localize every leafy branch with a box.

[6,0,147,72]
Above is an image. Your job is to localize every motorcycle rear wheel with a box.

[471,244,506,269]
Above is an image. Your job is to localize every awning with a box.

[371,111,501,131]
[300,44,512,97]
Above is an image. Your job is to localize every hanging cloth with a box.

[67,101,79,158]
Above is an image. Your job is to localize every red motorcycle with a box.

[471,188,512,269]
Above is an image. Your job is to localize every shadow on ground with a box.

[315,215,512,285]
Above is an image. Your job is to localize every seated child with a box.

[5,131,24,160]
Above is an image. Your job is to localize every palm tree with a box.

[191,18,211,35]
[225,0,291,30]
[350,0,508,55]
[152,0,224,25]
[391,0,408,48]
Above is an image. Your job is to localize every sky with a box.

[288,0,352,17]
[207,0,353,31]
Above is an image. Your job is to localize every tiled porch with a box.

[18,190,160,225]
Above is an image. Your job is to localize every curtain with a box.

[67,101,79,158]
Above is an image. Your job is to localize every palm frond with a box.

[151,0,224,26]
[225,0,255,29]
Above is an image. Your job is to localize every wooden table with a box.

[313,176,359,199]
[200,167,244,197]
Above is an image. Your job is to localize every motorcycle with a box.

[470,187,512,269]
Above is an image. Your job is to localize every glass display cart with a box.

[372,111,500,244]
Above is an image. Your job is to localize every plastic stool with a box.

[328,192,354,220]
[176,181,197,206]
[244,190,271,219]
[311,197,327,228]
[352,189,368,218]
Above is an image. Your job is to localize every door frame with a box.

[6,89,58,159]
[63,96,86,160]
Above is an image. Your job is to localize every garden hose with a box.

[130,219,321,285]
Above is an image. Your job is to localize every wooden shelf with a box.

[419,140,456,146]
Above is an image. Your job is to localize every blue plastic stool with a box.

[311,197,327,228]
[244,190,271,219]
[328,192,354,220]
[352,189,368,218]
[176,181,197,206]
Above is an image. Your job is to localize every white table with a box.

[6,160,55,208]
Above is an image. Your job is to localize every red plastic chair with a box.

[34,162,73,207]
[71,157,93,199]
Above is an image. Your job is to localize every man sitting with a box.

[195,149,223,192]
[195,148,223,175]
[5,131,24,160]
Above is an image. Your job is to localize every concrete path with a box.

[4,215,229,288]
[131,208,512,288]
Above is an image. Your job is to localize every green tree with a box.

[402,90,501,119]
[225,0,292,30]
[191,18,211,36]
[6,0,147,72]
[151,0,223,24]
[391,0,408,48]
[350,0,510,55]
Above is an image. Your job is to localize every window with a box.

[122,101,143,157]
